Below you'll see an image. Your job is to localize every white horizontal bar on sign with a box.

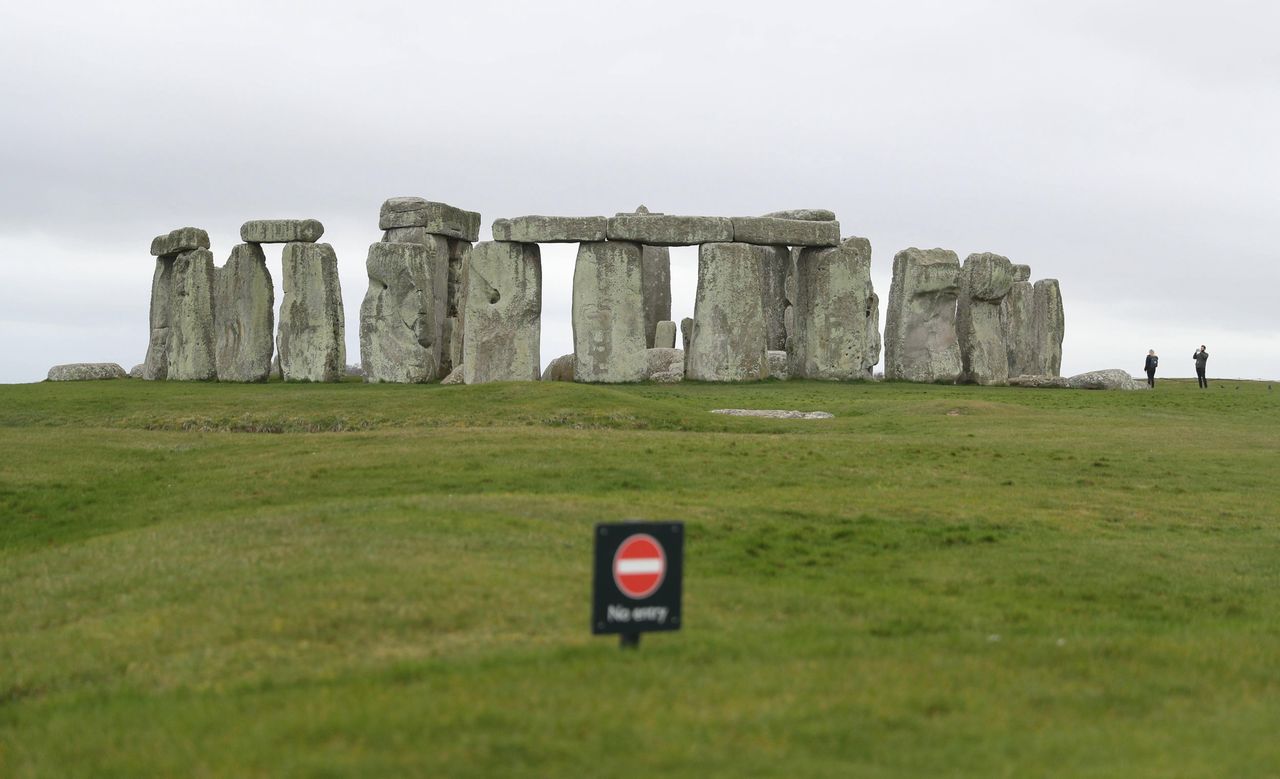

[616,559,663,574]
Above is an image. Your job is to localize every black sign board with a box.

[592,521,683,646]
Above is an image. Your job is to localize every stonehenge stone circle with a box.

[240,219,324,244]
[1003,269,1036,378]
[278,242,346,382]
[957,252,1015,385]
[884,248,963,383]
[214,243,274,382]
[379,198,481,241]
[653,320,677,350]
[359,240,448,383]
[572,241,648,383]
[760,245,790,351]
[491,216,607,243]
[47,363,127,381]
[687,242,769,381]
[462,241,542,384]
[640,245,672,348]
[790,237,879,380]
[1033,279,1065,376]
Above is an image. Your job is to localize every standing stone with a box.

[462,241,541,384]
[1033,279,1065,376]
[653,320,677,349]
[687,243,768,381]
[884,248,963,383]
[760,245,790,351]
[640,245,671,348]
[214,243,274,382]
[1002,265,1036,378]
[278,243,345,382]
[143,257,174,380]
[680,317,693,354]
[864,290,882,378]
[359,239,448,383]
[790,237,878,380]
[572,241,648,383]
[167,249,217,381]
[957,253,1015,385]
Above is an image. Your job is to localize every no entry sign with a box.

[593,522,683,642]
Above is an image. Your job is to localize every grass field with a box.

[1,376,1277,777]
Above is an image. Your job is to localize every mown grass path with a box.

[2,379,1277,777]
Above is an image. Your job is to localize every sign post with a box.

[592,521,683,649]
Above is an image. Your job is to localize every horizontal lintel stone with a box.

[761,208,837,222]
[240,219,324,244]
[491,216,607,243]
[732,217,841,247]
[605,215,733,246]
[150,227,210,257]
[378,197,481,241]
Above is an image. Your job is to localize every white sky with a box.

[2,0,1277,382]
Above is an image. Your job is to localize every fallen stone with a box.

[884,248,963,383]
[1008,374,1070,388]
[710,409,834,419]
[150,227,210,257]
[1033,279,1065,376]
[1067,369,1144,390]
[767,350,789,380]
[47,363,127,381]
[129,363,144,379]
[731,217,841,247]
[462,241,541,384]
[1011,263,1031,282]
[645,347,685,383]
[214,243,275,382]
[1003,278,1036,378]
[572,241,648,383]
[378,197,481,241]
[790,237,878,380]
[761,208,837,222]
[168,249,217,381]
[240,219,324,244]
[606,215,733,246]
[687,242,768,381]
[542,353,575,381]
[491,216,607,243]
[359,239,448,383]
[441,364,465,385]
[957,252,1014,385]
[760,245,790,351]
[653,320,677,349]
[641,245,672,348]
[277,242,346,382]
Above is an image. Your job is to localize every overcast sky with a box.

[2,0,1277,383]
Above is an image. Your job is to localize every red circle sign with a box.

[613,533,666,599]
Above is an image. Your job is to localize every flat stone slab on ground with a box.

[150,227,210,257]
[731,217,841,247]
[710,409,834,419]
[1067,369,1146,390]
[379,197,481,241]
[1008,374,1070,388]
[47,363,127,381]
[491,216,607,243]
[240,219,324,244]
[606,215,733,246]
[761,208,837,221]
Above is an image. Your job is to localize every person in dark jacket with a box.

[1193,345,1209,388]
[1144,350,1158,388]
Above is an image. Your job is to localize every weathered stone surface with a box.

[865,290,882,376]
[761,209,837,222]
[646,348,684,383]
[240,219,324,244]
[680,317,693,354]
[767,350,790,380]
[168,249,217,381]
[572,241,648,383]
[442,239,470,379]
[731,217,841,247]
[711,409,833,419]
[150,227,210,257]
[1009,374,1070,388]
[957,252,1014,385]
[359,239,448,383]
[278,243,345,382]
[1011,263,1031,282]
[606,215,733,246]
[783,246,801,352]
[270,353,281,380]
[143,257,174,380]
[441,365,465,384]
[462,241,541,384]
[760,245,790,351]
[1033,279,1065,376]
[491,216,607,243]
[129,363,144,379]
[47,363,127,381]
[1067,369,1144,390]
[790,237,878,380]
[542,353,575,382]
[687,243,768,381]
[378,198,481,241]
[1002,280,1036,378]
[884,248,962,383]
[214,243,274,382]
[653,320,677,349]
[641,245,671,348]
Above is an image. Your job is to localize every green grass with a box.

[1,377,1277,777]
